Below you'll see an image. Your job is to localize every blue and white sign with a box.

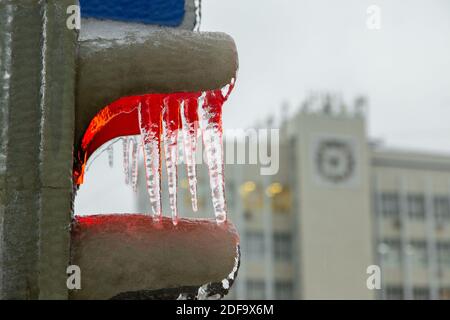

[79,0,198,29]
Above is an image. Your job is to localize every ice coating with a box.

[107,144,114,168]
[201,90,228,223]
[163,96,182,225]
[75,80,235,224]
[138,97,163,220]
[122,137,130,185]
[130,136,139,192]
[193,0,202,32]
[182,95,201,212]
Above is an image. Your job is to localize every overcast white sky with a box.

[75,0,450,214]
[202,0,450,153]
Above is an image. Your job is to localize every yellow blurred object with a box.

[266,182,283,197]
[240,181,256,196]
[272,186,293,213]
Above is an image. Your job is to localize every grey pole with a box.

[0,0,78,299]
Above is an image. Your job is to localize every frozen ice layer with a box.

[74,25,238,223]
[75,28,238,149]
[163,95,182,224]
[182,96,200,212]
[122,137,130,184]
[201,90,228,223]
[75,81,235,223]
[130,136,139,192]
[107,144,114,168]
[138,97,163,220]
[70,215,240,300]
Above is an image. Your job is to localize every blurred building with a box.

[136,95,450,300]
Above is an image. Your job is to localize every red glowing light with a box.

[73,89,231,186]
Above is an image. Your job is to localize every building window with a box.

[241,182,264,212]
[271,185,293,214]
[247,280,266,300]
[434,196,450,222]
[380,193,400,219]
[275,281,294,300]
[385,286,403,300]
[413,287,429,300]
[437,241,450,267]
[407,194,425,220]
[245,231,265,260]
[409,240,428,268]
[273,233,292,262]
[380,239,401,267]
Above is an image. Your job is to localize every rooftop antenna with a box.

[332,93,341,113]
[309,91,319,113]
[339,94,348,115]
[266,114,275,128]
[354,95,368,118]
[323,93,332,114]
[281,100,290,124]
[300,99,309,113]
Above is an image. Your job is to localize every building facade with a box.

[136,99,450,300]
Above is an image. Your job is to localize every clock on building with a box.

[311,135,359,187]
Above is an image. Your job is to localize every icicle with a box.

[220,85,230,99]
[182,96,200,212]
[107,144,114,167]
[138,98,163,220]
[163,96,182,225]
[122,137,130,185]
[201,90,227,223]
[193,0,202,32]
[130,136,139,192]
[221,78,235,100]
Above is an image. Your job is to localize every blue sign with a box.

[80,0,187,27]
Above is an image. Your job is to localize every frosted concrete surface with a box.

[75,26,238,145]
[70,215,240,300]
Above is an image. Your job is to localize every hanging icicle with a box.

[201,89,227,223]
[107,144,114,168]
[130,136,139,192]
[122,137,130,185]
[163,95,182,225]
[182,95,201,212]
[138,96,163,220]
[76,79,236,224]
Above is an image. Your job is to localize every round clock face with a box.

[315,139,355,184]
